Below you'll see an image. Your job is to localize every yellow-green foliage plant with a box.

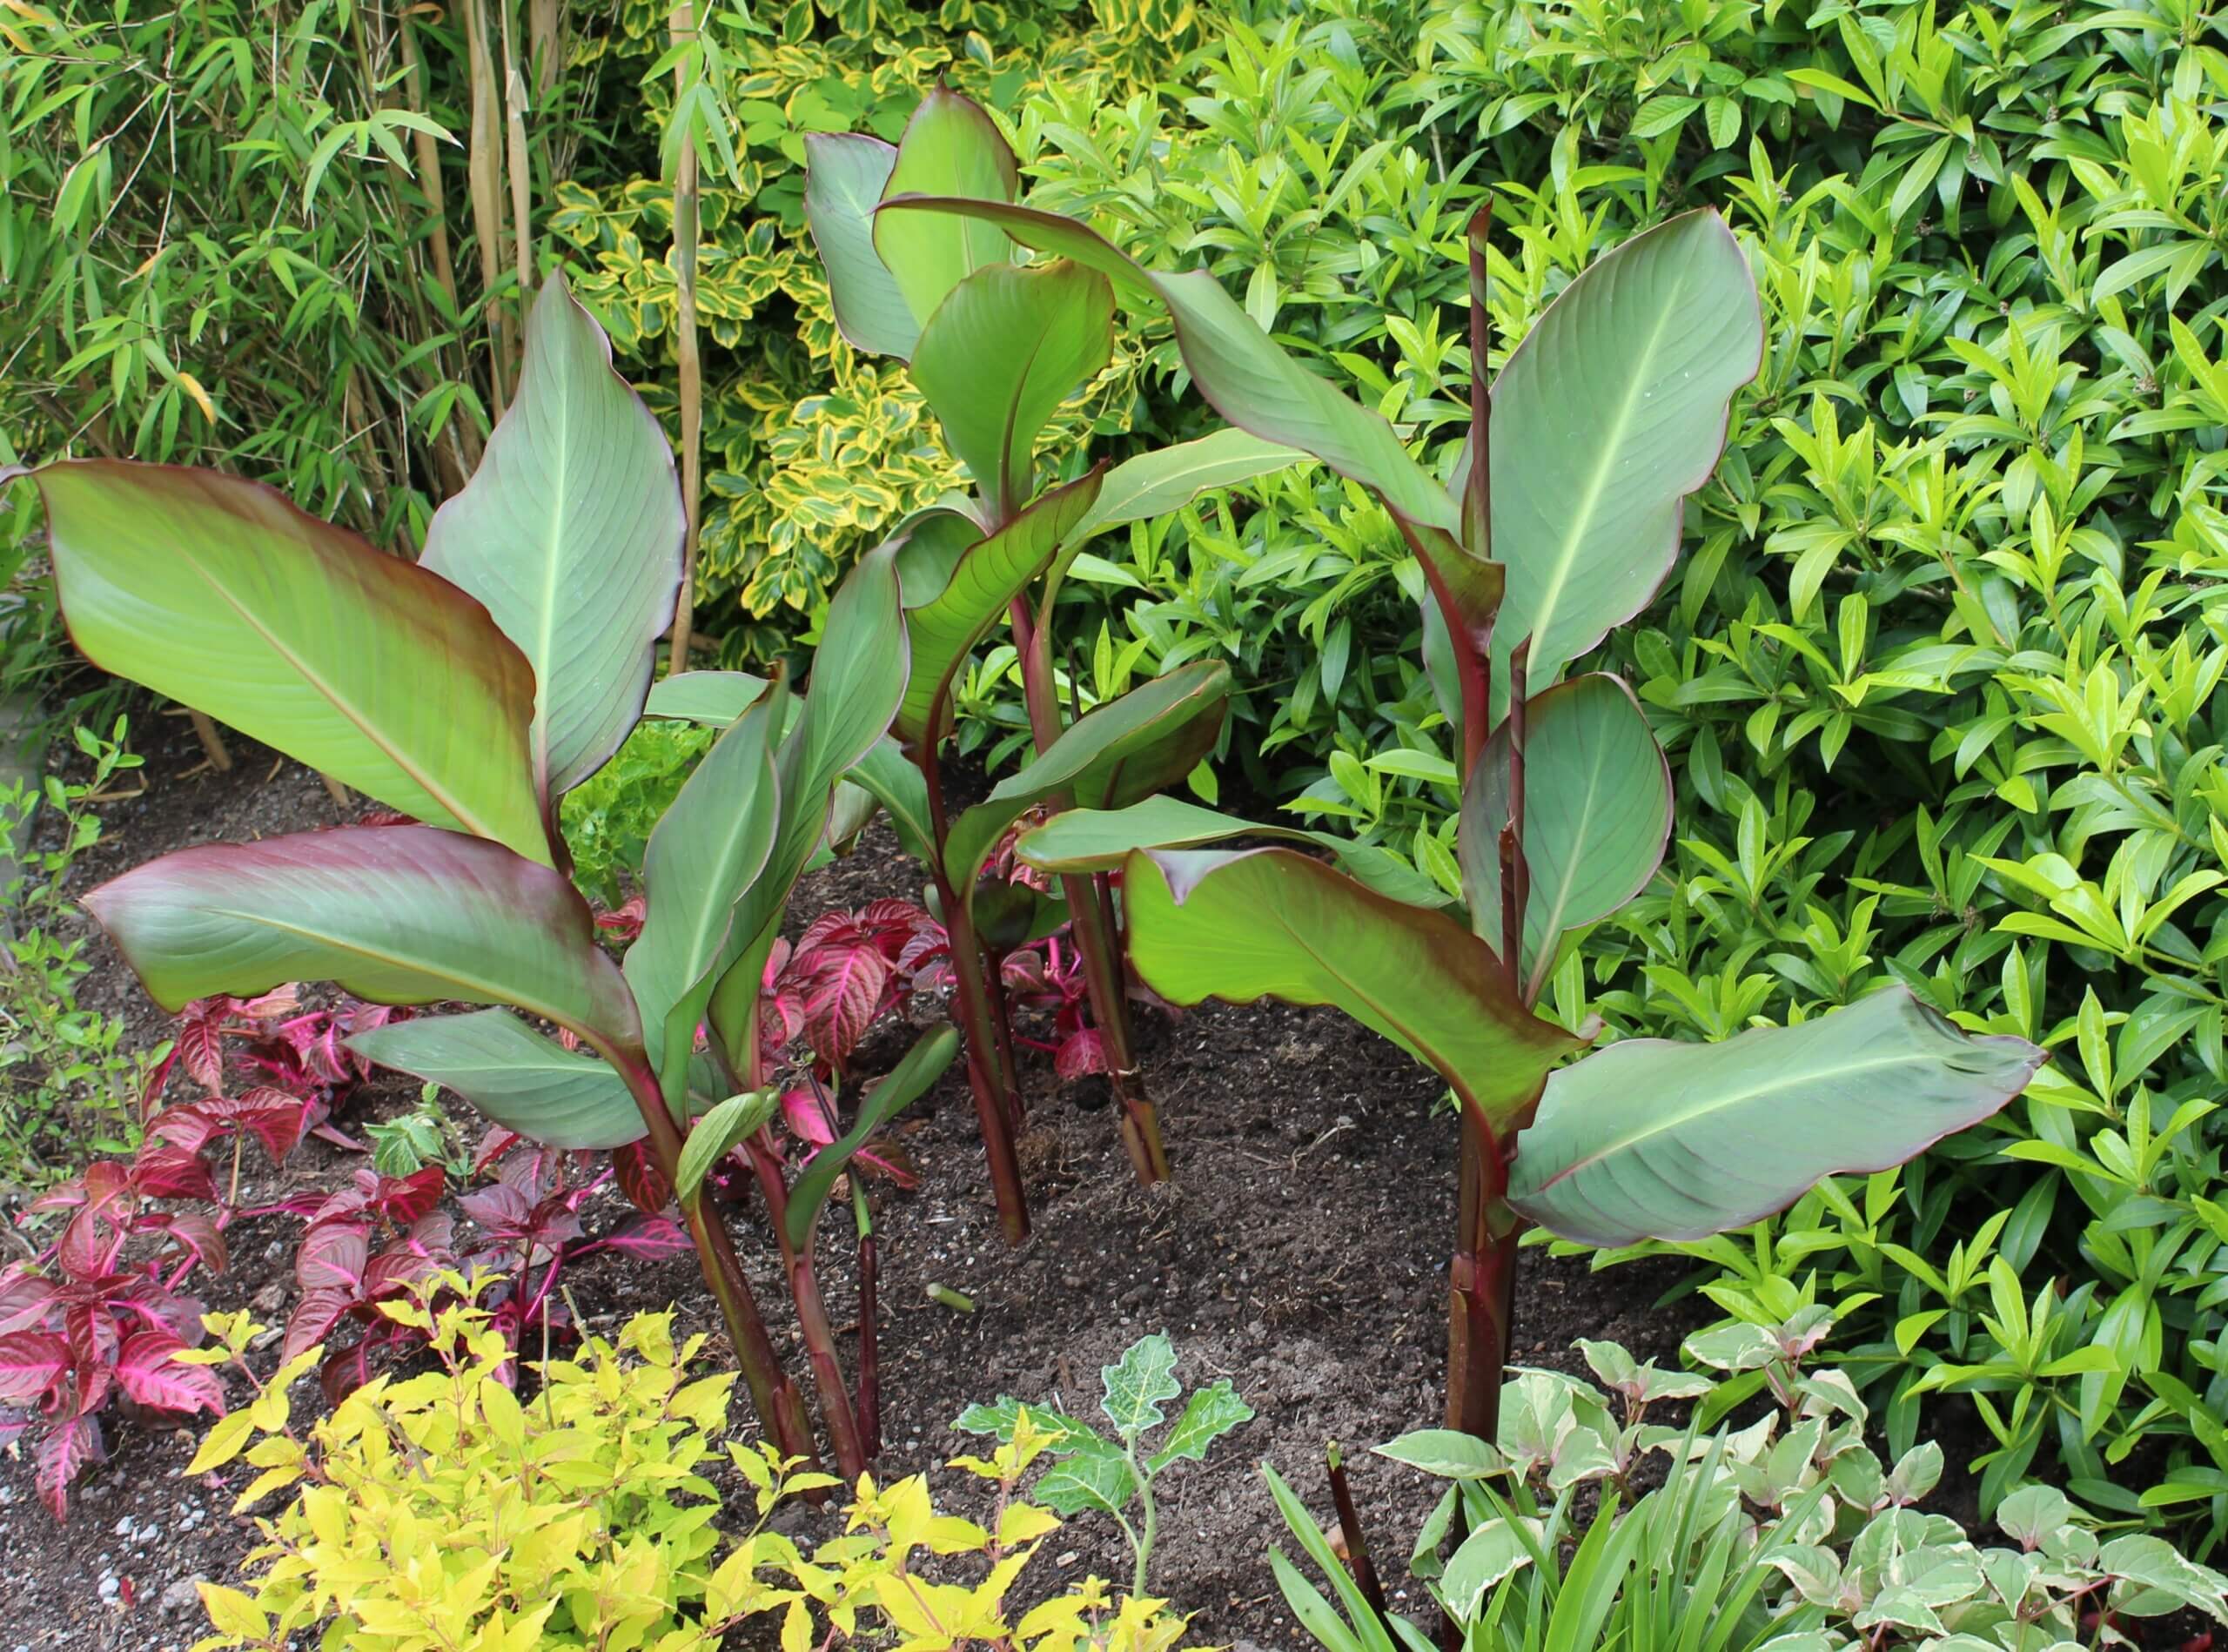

[184,1277,1197,1652]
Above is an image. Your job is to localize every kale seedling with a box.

[956,1332,1252,1595]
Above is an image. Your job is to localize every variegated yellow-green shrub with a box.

[185,1278,1197,1652]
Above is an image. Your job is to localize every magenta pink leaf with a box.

[0,1331,70,1405]
[297,1222,370,1293]
[131,1144,218,1202]
[782,1088,838,1148]
[611,1140,672,1215]
[1056,1029,1109,1080]
[114,1333,225,1416]
[594,1212,691,1261]
[284,1286,357,1363]
[36,1413,104,1521]
[146,1211,227,1276]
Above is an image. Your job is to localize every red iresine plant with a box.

[0,1160,225,1518]
[759,899,949,1077]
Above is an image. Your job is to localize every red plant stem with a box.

[1017,587,1170,1184]
[920,749,1033,1245]
[747,1134,868,1481]
[1406,525,1491,777]
[1499,639,1532,997]
[984,952,1027,1135]
[856,1222,881,1458]
[594,1036,818,1467]
[1325,1440,1389,1622]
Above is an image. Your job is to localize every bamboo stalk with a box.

[397,9,481,478]
[664,0,702,675]
[499,0,534,299]
[461,0,512,413]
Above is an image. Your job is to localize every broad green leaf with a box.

[84,825,635,1044]
[625,682,784,1099]
[677,1091,780,1202]
[706,544,909,1063]
[1036,1447,1139,1519]
[943,661,1229,895]
[896,470,1103,744]
[1123,848,1586,1131]
[1373,1430,1507,1480]
[871,194,1501,641]
[1015,795,1450,909]
[1100,1332,1182,1436]
[843,737,936,866]
[419,278,685,800]
[1507,989,2046,1246]
[893,502,985,607]
[803,133,917,358]
[348,1010,646,1149]
[877,194,1157,303]
[18,460,548,863]
[1439,1521,1534,1618]
[1061,428,1307,544]
[952,1397,1105,1455]
[912,261,1114,520]
[783,1025,958,1248]
[1461,674,1672,996]
[1480,210,1762,692]
[871,88,1015,332]
[643,670,772,728]
[1146,1380,1253,1472]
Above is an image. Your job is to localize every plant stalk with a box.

[920,748,1032,1244]
[1325,1440,1389,1622]
[460,0,513,413]
[746,1134,868,1481]
[596,1037,817,1466]
[852,1179,880,1457]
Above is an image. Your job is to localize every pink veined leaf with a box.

[64,1304,117,1411]
[0,1273,57,1335]
[611,1140,671,1215]
[114,1332,225,1416]
[318,1336,381,1405]
[762,936,793,987]
[131,1144,218,1202]
[57,1205,125,1286]
[473,1125,526,1176]
[0,1331,70,1405]
[230,1087,311,1160]
[1001,951,1049,992]
[781,1088,839,1148]
[284,1287,359,1364]
[801,946,890,1067]
[173,1001,231,1092]
[592,1212,691,1261]
[298,1221,370,1293]
[145,1211,227,1276]
[595,893,647,943]
[36,1413,105,1521]
[459,1182,533,1239]
[113,1281,204,1343]
[375,1166,446,1225]
[793,910,860,955]
[337,1001,404,1080]
[0,1410,31,1448]
[144,1107,216,1155]
[1056,1029,1110,1080]
[852,1143,920,1190]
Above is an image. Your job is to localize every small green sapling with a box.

[956,1331,1252,1595]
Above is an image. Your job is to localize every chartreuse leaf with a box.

[1015,795,1449,909]
[705,543,909,1064]
[1147,1382,1252,1472]
[676,1091,779,1202]
[84,825,637,1045]
[1100,1332,1182,1437]
[912,261,1114,521]
[16,460,548,863]
[873,191,1502,644]
[895,470,1103,744]
[1476,209,1762,693]
[943,661,1230,897]
[953,1398,1105,1456]
[1461,674,1672,996]
[1508,989,2045,1246]
[1123,848,1586,1130]
[419,277,685,801]
[870,88,1016,332]
[782,1025,958,1248]
[803,133,917,359]
[625,680,785,1102]
[348,1010,647,1150]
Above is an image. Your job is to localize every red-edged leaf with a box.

[114,1332,225,1415]
[459,1182,532,1238]
[0,1331,70,1405]
[375,1166,446,1225]
[473,1126,526,1176]
[612,1140,672,1214]
[144,1106,218,1155]
[0,1274,57,1335]
[593,1212,690,1261]
[36,1413,104,1521]
[231,1088,310,1159]
[57,1206,124,1286]
[131,1143,218,1202]
[297,1221,370,1293]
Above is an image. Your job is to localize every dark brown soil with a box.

[0,709,1741,1649]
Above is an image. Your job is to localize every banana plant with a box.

[934,196,2052,1436]
[801,89,1303,1199]
[3,279,923,1478]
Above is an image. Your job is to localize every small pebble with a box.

[161,1576,207,1615]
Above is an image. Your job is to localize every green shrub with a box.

[1274,1337,2228,1651]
